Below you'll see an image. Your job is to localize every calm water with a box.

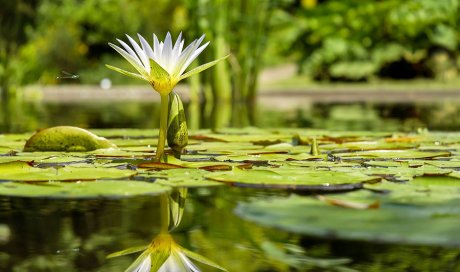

[1,187,460,271]
[4,100,460,133]
[2,100,460,271]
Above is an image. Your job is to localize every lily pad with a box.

[205,167,379,190]
[141,168,223,187]
[214,153,324,162]
[236,194,460,246]
[23,126,117,152]
[0,161,136,181]
[321,141,418,152]
[333,150,451,160]
[0,180,169,198]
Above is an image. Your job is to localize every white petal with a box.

[178,252,200,272]
[162,32,173,72]
[158,255,185,272]
[171,32,183,62]
[172,41,198,76]
[116,39,144,68]
[126,34,150,71]
[153,34,162,61]
[138,33,155,60]
[108,43,148,77]
[135,256,151,272]
[193,34,206,50]
[179,41,210,76]
[179,40,185,55]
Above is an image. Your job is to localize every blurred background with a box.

[1,0,460,133]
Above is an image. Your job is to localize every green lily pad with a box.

[23,126,117,152]
[0,180,169,198]
[236,193,460,246]
[361,164,452,182]
[424,160,460,168]
[111,138,158,147]
[141,168,223,187]
[205,167,379,190]
[278,160,360,168]
[0,153,89,164]
[365,179,460,203]
[138,156,245,171]
[191,131,292,143]
[333,150,451,160]
[214,153,324,162]
[0,161,136,181]
[88,128,158,138]
[186,141,262,154]
[321,141,418,152]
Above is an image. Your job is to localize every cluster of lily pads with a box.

[2,126,460,246]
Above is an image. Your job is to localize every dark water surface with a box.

[4,100,460,133]
[2,99,460,271]
[1,187,460,271]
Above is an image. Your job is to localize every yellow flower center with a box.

[151,78,177,96]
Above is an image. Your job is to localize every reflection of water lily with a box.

[108,233,227,272]
[107,32,228,161]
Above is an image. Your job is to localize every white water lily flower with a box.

[107,32,227,95]
[108,233,228,272]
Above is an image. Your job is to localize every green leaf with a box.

[179,55,229,81]
[236,193,460,246]
[0,161,136,181]
[205,167,379,189]
[149,242,171,271]
[0,180,170,199]
[140,168,223,187]
[333,150,451,160]
[181,246,228,271]
[149,58,170,80]
[105,64,145,81]
[107,245,149,258]
[23,126,117,152]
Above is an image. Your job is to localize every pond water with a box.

[1,100,460,271]
[2,187,460,271]
[4,100,460,133]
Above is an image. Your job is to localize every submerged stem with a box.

[156,94,169,161]
[160,193,170,233]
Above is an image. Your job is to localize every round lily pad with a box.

[142,168,224,187]
[0,180,169,199]
[205,167,380,190]
[333,150,451,160]
[0,161,136,181]
[236,194,460,246]
[23,126,117,152]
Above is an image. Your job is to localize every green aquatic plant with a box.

[108,232,227,272]
[108,190,227,272]
[167,92,188,159]
[106,33,228,161]
[23,126,116,152]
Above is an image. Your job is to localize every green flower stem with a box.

[155,93,169,162]
[160,193,170,233]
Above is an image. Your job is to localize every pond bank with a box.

[23,85,460,109]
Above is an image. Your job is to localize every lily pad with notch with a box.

[0,180,169,199]
[206,167,380,191]
[236,192,460,246]
[0,161,136,181]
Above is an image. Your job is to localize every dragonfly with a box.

[56,70,80,79]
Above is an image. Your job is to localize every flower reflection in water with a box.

[108,189,227,272]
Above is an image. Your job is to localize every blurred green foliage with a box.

[283,0,460,81]
[12,0,183,85]
[4,0,460,86]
